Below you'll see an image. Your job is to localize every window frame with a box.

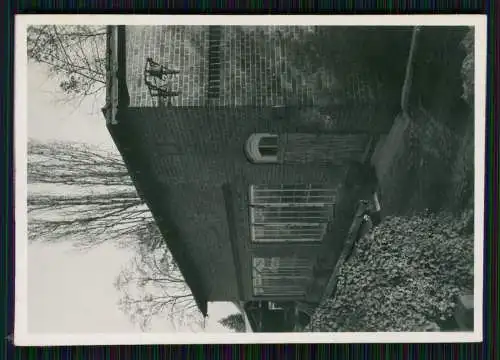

[248,185,336,244]
[244,133,280,164]
[251,255,313,298]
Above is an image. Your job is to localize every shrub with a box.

[305,212,474,332]
[460,28,474,106]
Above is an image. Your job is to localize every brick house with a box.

[103,25,412,324]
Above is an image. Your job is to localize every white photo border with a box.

[14,14,487,345]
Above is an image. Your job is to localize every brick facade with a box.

[112,25,413,305]
[125,26,410,109]
[116,104,375,301]
[126,25,208,107]
[281,133,370,164]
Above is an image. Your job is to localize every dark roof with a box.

[103,26,208,317]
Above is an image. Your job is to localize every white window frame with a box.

[268,302,283,310]
[245,133,279,163]
[252,256,313,297]
[249,185,336,243]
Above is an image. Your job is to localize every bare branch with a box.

[114,242,203,331]
[27,140,152,249]
[27,25,107,103]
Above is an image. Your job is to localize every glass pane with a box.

[259,147,278,157]
[251,185,337,205]
[259,136,278,147]
[251,256,312,297]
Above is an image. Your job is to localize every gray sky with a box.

[27,61,237,334]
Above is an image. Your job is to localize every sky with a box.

[26,62,238,334]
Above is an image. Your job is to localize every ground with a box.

[303,27,475,332]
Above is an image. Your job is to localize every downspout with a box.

[102,26,120,126]
[101,26,113,123]
[400,26,422,116]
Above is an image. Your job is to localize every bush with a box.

[448,125,474,212]
[461,28,474,106]
[305,212,474,332]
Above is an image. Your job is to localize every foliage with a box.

[114,241,201,331]
[460,27,474,106]
[28,140,152,249]
[305,212,474,332]
[218,313,246,333]
[27,25,107,102]
[447,116,474,214]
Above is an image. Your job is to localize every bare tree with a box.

[28,140,153,249]
[28,140,202,329]
[27,25,107,104]
[28,140,131,187]
[114,242,203,331]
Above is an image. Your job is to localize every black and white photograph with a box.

[14,15,486,345]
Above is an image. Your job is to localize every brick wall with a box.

[124,26,410,108]
[160,185,241,301]
[125,25,209,107]
[116,106,352,300]
[121,107,346,187]
[119,105,393,187]
[280,133,370,164]
[117,25,414,301]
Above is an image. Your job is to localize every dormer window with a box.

[245,133,279,164]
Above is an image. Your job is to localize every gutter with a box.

[101,26,111,122]
[102,26,119,125]
[102,26,126,126]
[110,26,119,125]
[400,26,422,116]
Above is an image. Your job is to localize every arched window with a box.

[245,133,279,164]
